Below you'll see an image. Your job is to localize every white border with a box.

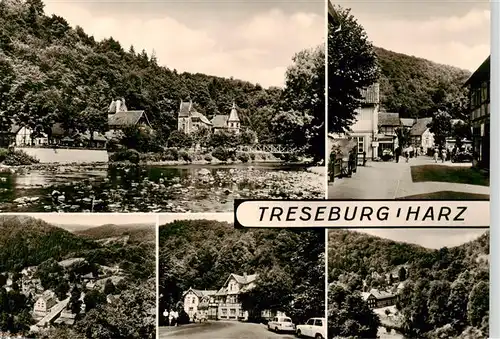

[490,1,498,337]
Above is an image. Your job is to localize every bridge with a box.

[237,144,297,154]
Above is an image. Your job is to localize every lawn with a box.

[410,165,489,186]
[399,191,490,200]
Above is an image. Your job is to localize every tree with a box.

[55,280,70,300]
[328,5,378,134]
[467,281,489,327]
[104,279,116,295]
[398,266,407,281]
[328,284,380,338]
[69,286,82,315]
[282,45,325,163]
[84,289,106,313]
[270,110,312,152]
[167,130,192,149]
[428,111,452,148]
[451,120,472,149]
[395,127,411,149]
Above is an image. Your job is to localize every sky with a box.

[336,0,490,72]
[354,228,488,249]
[44,0,325,88]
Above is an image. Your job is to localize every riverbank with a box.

[0,163,324,212]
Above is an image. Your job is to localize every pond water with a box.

[0,163,324,212]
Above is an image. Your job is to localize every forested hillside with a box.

[375,47,471,118]
[158,220,324,324]
[0,0,324,161]
[328,230,489,338]
[0,216,155,338]
[0,215,97,271]
[75,223,155,243]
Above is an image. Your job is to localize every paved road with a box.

[328,156,489,199]
[159,321,297,339]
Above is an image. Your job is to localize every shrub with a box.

[249,153,256,160]
[237,152,250,163]
[0,148,9,163]
[178,150,192,162]
[3,150,39,166]
[204,154,213,162]
[212,147,235,162]
[109,149,140,164]
[163,148,179,161]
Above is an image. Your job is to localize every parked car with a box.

[267,316,295,333]
[451,151,473,163]
[296,317,326,339]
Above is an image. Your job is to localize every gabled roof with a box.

[108,111,146,127]
[410,117,433,136]
[191,111,212,125]
[464,56,490,87]
[215,286,227,296]
[212,115,229,128]
[223,273,258,287]
[400,118,416,127]
[369,289,395,300]
[184,288,218,298]
[179,100,193,118]
[378,112,400,126]
[360,83,380,105]
[228,102,240,122]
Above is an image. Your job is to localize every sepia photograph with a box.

[327,228,489,339]
[157,214,325,339]
[327,0,490,200]
[0,214,156,339]
[0,0,325,213]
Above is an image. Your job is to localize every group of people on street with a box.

[163,309,179,326]
[433,148,448,163]
[394,145,417,163]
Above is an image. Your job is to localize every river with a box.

[0,163,324,212]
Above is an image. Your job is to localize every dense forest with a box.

[0,0,324,161]
[375,47,471,119]
[75,223,156,243]
[0,216,155,338]
[328,230,489,339]
[158,220,324,325]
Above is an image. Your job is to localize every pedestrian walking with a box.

[441,149,447,163]
[433,149,439,163]
[405,149,409,163]
[395,147,401,163]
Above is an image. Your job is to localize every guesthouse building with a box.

[465,56,490,169]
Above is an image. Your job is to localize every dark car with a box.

[451,151,473,163]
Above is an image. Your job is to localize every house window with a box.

[230,309,236,315]
[189,307,193,311]
[192,297,196,304]
[222,308,227,315]
[356,137,365,154]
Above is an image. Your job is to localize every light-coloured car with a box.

[267,316,295,333]
[296,317,326,339]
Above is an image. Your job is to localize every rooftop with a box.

[410,117,433,136]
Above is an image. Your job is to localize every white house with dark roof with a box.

[410,117,434,154]
[177,99,212,134]
[33,291,58,316]
[107,98,152,136]
[184,272,258,322]
[377,112,401,153]
[211,102,241,134]
[329,84,380,160]
[183,288,218,320]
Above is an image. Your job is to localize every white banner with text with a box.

[234,200,490,227]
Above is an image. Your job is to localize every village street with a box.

[328,156,490,199]
[158,321,297,339]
